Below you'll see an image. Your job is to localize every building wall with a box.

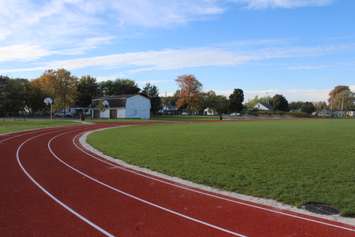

[100,109,110,119]
[125,95,151,119]
[117,108,126,118]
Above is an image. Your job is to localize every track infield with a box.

[87,120,355,217]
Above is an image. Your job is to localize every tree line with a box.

[0,69,353,117]
[0,69,161,117]
[167,74,292,115]
[163,74,354,115]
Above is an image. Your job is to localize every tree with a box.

[142,83,162,114]
[53,69,78,113]
[25,82,47,114]
[301,102,316,114]
[200,90,217,112]
[313,101,328,112]
[34,69,78,113]
[113,79,140,95]
[176,74,202,113]
[214,95,229,119]
[0,77,29,116]
[0,76,9,116]
[272,94,289,111]
[98,80,115,96]
[76,76,98,107]
[161,95,178,107]
[328,86,353,111]
[229,89,244,113]
[98,79,140,96]
[289,101,304,111]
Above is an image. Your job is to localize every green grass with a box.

[0,119,78,134]
[152,115,219,120]
[88,119,355,216]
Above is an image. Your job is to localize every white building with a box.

[203,107,217,116]
[346,111,355,117]
[253,103,270,111]
[92,95,151,119]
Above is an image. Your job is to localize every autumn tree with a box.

[328,86,353,111]
[229,89,244,113]
[175,74,202,113]
[34,69,78,113]
[142,83,161,115]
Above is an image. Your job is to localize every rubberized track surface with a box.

[1,124,355,237]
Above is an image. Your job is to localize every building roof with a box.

[254,102,271,110]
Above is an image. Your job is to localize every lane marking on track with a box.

[0,124,83,144]
[50,131,248,237]
[73,131,355,233]
[0,131,36,144]
[16,130,116,237]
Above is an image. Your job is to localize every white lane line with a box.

[0,131,36,144]
[0,124,86,144]
[0,127,68,144]
[73,131,355,233]
[16,131,116,237]
[50,131,248,237]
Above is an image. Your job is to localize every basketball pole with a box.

[50,103,53,120]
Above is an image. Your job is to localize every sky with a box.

[0,0,354,101]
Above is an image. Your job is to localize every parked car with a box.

[54,112,74,118]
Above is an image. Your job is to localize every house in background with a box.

[159,104,178,115]
[91,94,151,119]
[203,107,217,116]
[253,103,271,111]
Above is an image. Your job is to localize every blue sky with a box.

[0,0,354,101]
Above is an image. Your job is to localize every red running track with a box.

[1,124,355,237]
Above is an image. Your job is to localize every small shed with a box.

[92,94,151,119]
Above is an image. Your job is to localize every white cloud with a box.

[235,0,333,9]
[108,0,224,27]
[1,42,354,73]
[0,0,337,63]
[0,44,51,62]
[0,0,225,56]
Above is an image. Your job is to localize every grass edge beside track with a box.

[87,120,355,217]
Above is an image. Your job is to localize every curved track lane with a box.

[1,124,355,237]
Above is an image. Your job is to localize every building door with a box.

[93,109,100,119]
[110,109,117,119]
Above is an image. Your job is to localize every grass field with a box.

[152,115,219,120]
[0,119,78,134]
[88,120,355,216]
